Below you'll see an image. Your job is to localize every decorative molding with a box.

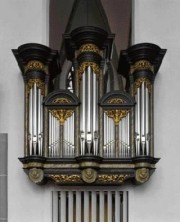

[105,109,129,125]
[81,168,97,183]
[52,98,71,104]
[27,78,45,95]
[28,168,44,184]
[50,109,74,125]
[130,60,154,74]
[107,98,126,104]
[78,62,100,80]
[48,174,81,183]
[135,168,149,184]
[97,174,130,183]
[25,60,48,73]
[134,77,152,94]
[78,43,101,55]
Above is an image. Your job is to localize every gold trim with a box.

[105,109,129,125]
[78,43,101,55]
[107,98,126,104]
[50,109,74,125]
[134,77,152,94]
[27,78,45,95]
[130,60,154,74]
[25,60,48,73]
[48,174,81,183]
[52,98,71,104]
[78,62,100,80]
[97,174,130,183]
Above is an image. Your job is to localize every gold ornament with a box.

[97,174,129,183]
[78,43,101,55]
[78,62,100,80]
[50,109,74,125]
[25,60,47,73]
[105,109,129,125]
[130,60,154,74]
[134,77,152,94]
[27,78,45,95]
[48,174,81,183]
[52,98,71,104]
[107,98,126,104]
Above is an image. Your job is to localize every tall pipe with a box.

[29,88,33,155]
[32,83,37,155]
[146,85,149,155]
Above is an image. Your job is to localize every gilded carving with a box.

[134,77,152,94]
[50,109,74,125]
[78,62,100,79]
[135,168,149,184]
[105,109,129,125]
[130,60,154,74]
[97,174,129,183]
[52,98,71,104]
[25,60,47,73]
[107,98,126,104]
[28,168,44,184]
[27,78,45,95]
[78,43,101,55]
[81,168,97,183]
[48,174,81,183]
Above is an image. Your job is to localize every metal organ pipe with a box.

[80,71,86,155]
[86,66,93,154]
[141,82,145,155]
[145,85,149,155]
[32,82,37,154]
[29,88,33,155]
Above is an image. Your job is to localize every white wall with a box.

[131,0,180,222]
[0,1,52,222]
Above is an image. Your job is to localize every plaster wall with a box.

[131,0,180,221]
[0,1,52,222]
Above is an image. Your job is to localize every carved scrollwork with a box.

[27,78,45,95]
[50,109,74,125]
[48,174,81,183]
[25,60,48,73]
[52,98,71,104]
[134,77,152,95]
[107,98,126,104]
[78,62,100,80]
[97,174,130,183]
[105,109,129,125]
[78,43,101,55]
[135,168,150,184]
[28,168,44,184]
[130,60,154,74]
[81,168,97,183]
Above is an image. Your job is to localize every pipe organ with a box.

[13,27,166,186]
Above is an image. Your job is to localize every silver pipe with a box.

[40,94,43,156]
[80,71,86,155]
[119,120,122,157]
[104,113,107,157]
[37,88,41,155]
[93,73,98,155]
[32,83,37,154]
[72,113,75,156]
[48,112,51,157]
[67,118,70,157]
[141,82,146,155]
[146,85,149,155]
[137,87,141,155]
[86,66,92,154]
[127,113,130,157]
[29,88,33,155]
